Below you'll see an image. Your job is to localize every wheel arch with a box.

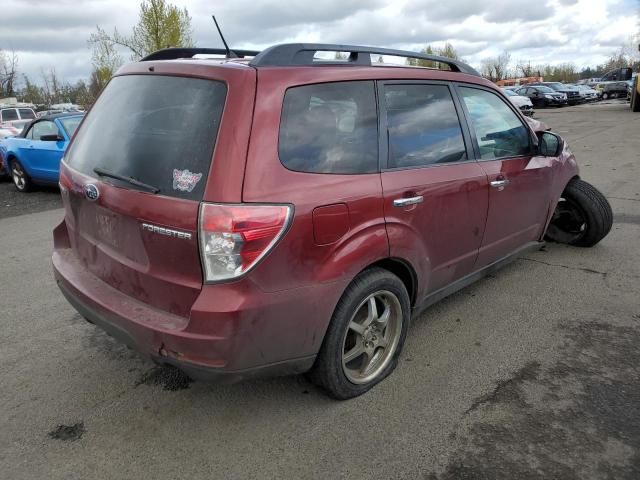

[362,257,418,307]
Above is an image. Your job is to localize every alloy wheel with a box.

[341,290,403,384]
[12,162,26,191]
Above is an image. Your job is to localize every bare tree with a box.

[41,68,62,106]
[480,51,511,81]
[0,49,19,97]
[517,60,535,77]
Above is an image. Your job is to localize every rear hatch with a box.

[59,74,227,317]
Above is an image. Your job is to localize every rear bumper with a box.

[53,246,328,382]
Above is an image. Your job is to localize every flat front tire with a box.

[309,267,411,399]
[546,179,613,247]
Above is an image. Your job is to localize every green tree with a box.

[87,27,123,102]
[407,45,436,67]
[437,42,459,60]
[89,0,194,61]
[407,43,459,69]
[21,75,44,104]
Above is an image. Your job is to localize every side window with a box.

[18,109,36,120]
[279,81,378,174]
[32,121,59,140]
[24,126,34,139]
[459,87,532,160]
[1,109,19,122]
[383,84,467,168]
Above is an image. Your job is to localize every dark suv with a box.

[53,44,612,399]
[530,82,582,105]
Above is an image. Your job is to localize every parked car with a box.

[502,88,534,116]
[37,109,64,118]
[0,106,37,128]
[515,85,567,107]
[0,112,83,191]
[571,84,599,101]
[596,81,629,99]
[530,82,582,105]
[0,124,20,138]
[52,43,612,399]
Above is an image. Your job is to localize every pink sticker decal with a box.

[173,169,203,192]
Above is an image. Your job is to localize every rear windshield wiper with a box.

[93,167,160,194]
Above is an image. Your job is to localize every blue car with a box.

[0,112,83,192]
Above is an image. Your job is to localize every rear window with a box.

[279,81,378,174]
[1,109,18,122]
[18,109,36,119]
[65,75,227,200]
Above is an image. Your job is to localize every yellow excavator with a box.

[632,43,640,112]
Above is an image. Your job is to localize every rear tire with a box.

[309,267,410,399]
[545,179,612,247]
[10,159,32,193]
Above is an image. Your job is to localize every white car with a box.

[571,84,599,102]
[502,88,535,116]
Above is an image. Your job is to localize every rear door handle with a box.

[393,196,424,207]
[490,179,510,189]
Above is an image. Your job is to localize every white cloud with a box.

[2,0,636,85]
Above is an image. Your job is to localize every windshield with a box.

[59,116,83,138]
[502,89,516,96]
[536,86,556,93]
[65,75,227,200]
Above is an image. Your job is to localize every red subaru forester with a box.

[53,44,612,399]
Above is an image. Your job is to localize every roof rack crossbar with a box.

[141,47,261,62]
[249,43,480,76]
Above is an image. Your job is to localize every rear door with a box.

[379,82,489,297]
[456,85,552,268]
[59,74,232,317]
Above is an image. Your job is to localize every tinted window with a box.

[384,84,466,168]
[59,116,82,138]
[279,81,378,174]
[18,109,36,119]
[66,75,226,200]
[32,121,59,140]
[459,87,531,160]
[1,109,18,122]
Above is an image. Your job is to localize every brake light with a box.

[199,203,292,282]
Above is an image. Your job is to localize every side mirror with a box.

[40,134,63,141]
[537,131,563,157]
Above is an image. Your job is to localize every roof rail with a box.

[249,43,481,76]
[141,47,261,62]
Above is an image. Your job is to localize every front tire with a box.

[11,159,32,192]
[309,267,410,399]
[546,179,613,247]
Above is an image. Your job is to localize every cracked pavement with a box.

[1,101,639,479]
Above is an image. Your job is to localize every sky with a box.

[2,0,639,85]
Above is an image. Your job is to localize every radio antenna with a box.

[212,16,238,58]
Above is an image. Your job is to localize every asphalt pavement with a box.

[1,100,639,479]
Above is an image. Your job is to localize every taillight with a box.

[199,203,292,282]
